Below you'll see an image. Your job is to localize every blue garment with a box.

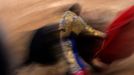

[69,36,86,69]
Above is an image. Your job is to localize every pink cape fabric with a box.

[72,68,91,75]
[95,6,134,64]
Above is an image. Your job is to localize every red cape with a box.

[95,6,134,64]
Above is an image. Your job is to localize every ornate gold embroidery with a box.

[59,11,106,73]
[59,11,106,38]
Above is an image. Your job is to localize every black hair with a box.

[0,31,8,75]
[25,24,63,65]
